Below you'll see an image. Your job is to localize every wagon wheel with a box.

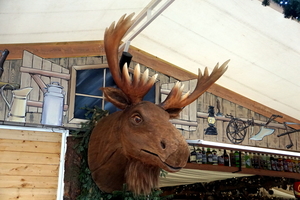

[226,119,247,144]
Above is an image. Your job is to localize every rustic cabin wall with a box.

[0,127,62,200]
[0,54,296,152]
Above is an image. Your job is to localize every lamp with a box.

[205,106,217,135]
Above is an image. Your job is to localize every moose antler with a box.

[160,60,229,114]
[104,13,158,104]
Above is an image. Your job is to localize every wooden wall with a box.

[0,127,63,200]
[193,92,299,151]
[0,52,298,151]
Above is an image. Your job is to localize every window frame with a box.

[68,64,159,124]
[68,64,108,124]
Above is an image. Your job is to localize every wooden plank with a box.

[21,51,33,89]
[68,57,87,67]
[181,81,190,131]
[257,115,268,148]
[0,175,58,189]
[0,163,59,176]
[0,41,105,60]
[50,63,62,87]
[248,111,261,147]
[196,93,205,140]
[28,55,43,113]
[0,60,10,121]
[268,127,280,149]
[61,67,69,106]
[20,67,70,80]
[221,99,236,144]
[0,139,61,154]
[9,59,22,84]
[0,151,60,165]
[0,188,56,200]
[189,79,197,131]
[235,105,249,145]
[215,97,224,143]
[0,129,62,143]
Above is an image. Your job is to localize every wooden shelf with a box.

[185,163,300,180]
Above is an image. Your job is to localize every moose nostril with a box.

[160,141,166,149]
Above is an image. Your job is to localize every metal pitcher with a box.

[41,82,65,126]
[0,85,32,122]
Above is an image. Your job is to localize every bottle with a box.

[252,153,258,169]
[283,156,289,172]
[259,154,265,169]
[202,148,207,164]
[230,150,236,167]
[263,154,268,170]
[196,147,202,164]
[295,157,300,173]
[218,149,224,166]
[277,156,284,171]
[234,151,240,167]
[241,152,246,168]
[293,157,298,173]
[189,146,197,163]
[190,147,197,163]
[256,153,261,169]
[245,152,252,168]
[249,152,254,168]
[287,157,293,172]
[270,155,277,171]
[212,149,218,165]
[266,154,272,170]
[223,149,230,166]
[206,148,213,164]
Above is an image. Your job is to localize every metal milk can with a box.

[41,82,65,126]
[0,86,32,122]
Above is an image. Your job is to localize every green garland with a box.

[263,0,300,20]
[72,106,172,200]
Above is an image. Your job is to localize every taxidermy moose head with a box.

[88,13,229,195]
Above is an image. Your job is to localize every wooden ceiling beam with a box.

[1,41,299,125]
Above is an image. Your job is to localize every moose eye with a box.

[131,114,142,124]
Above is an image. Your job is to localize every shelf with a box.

[185,163,300,180]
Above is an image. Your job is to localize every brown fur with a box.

[88,13,228,195]
[125,159,160,195]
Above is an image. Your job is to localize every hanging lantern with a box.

[205,106,218,135]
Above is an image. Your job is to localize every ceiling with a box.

[1,0,300,121]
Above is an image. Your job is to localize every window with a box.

[69,64,157,124]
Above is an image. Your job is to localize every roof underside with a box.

[1,0,299,121]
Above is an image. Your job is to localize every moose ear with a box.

[165,108,183,119]
[101,87,131,110]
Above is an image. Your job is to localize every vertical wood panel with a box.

[21,51,33,91]
[40,59,52,113]
[196,94,205,140]
[220,99,235,144]
[0,61,10,121]
[268,128,280,149]
[28,55,43,113]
